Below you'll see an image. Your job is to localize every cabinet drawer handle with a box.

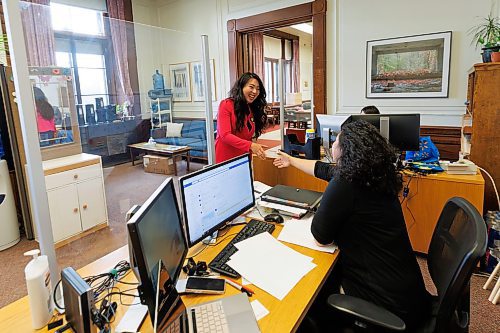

[73,208,78,213]
[83,204,88,209]
[73,174,78,179]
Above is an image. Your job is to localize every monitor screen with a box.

[127,178,187,320]
[315,114,350,150]
[180,154,255,247]
[346,114,420,151]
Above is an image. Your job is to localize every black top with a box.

[311,162,429,328]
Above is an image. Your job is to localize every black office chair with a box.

[326,197,488,333]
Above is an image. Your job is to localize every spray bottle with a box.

[24,249,54,329]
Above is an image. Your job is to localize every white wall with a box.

[134,0,498,126]
[331,0,499,126]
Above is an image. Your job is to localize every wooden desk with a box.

[253,156,485,254]
[401,171,484,253]
[0,224,338,333]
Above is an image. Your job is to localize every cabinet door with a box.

[47,185,81,242]
[77,177,107,231]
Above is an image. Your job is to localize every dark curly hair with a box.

[228,72,267,138]
[334,120,402,196]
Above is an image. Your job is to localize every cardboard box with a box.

[143,155,175,175]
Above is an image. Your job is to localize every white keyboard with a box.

[192,301,230,333]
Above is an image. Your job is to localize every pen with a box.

[225,278,254,296]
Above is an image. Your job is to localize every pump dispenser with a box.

[24,249,54,329]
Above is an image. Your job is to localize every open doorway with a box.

[227,0,326,114]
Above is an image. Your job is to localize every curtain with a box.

[106,0,134,107]
[20,0,56,66]
[292,39,300,93]
[249,32,264,80]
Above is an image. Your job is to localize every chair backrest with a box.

[427,197,487,332]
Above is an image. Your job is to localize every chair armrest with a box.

[327,294,406,331]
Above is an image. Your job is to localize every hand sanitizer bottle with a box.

[24,249,54,329]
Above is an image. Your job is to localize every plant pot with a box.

[491,52,500,63]
[481,46,500,63]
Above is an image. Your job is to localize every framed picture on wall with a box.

[169,63,191,102]
[190,59,216,102]
[366,31,452,98]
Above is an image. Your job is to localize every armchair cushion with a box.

[166,122,184,137]
[327,294,406,331]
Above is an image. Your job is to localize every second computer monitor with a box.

[179,154,255,247]
[346,114,420,151]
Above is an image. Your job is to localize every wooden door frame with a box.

[227,0,327,114]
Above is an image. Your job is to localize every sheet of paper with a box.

[251,300,269,321]
[115,297,148,333]
[265,145,281,159]
[227,232,316,300]
[258,200,308,216]
[253,181,272,199]
[278,217,337,253]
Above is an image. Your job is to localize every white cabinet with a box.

[32,153,108,243]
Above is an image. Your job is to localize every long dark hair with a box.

[33,86,54,121]
[334,120,402,196]
[228,72,267,138]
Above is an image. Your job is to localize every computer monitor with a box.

[179,154,255,247]
[346,114,420,151]
[315,114,350,151]
[127,178,188,320]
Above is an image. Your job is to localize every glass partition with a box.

[13,1,214,275]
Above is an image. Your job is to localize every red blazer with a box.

[215,99,254,163]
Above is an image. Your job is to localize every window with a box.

[264,58,292,103]
[51,3,110,109]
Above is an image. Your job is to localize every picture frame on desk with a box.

[366,31,452,98]
[190,59,216,102]
[169,63,191,102]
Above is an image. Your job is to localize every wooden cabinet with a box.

[467,63,500,213]
[32,153,108,244]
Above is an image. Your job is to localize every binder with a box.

[261,185,323,210]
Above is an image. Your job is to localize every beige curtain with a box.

[106,0,134,107]
[20,0,56,66]
[249,32,264,79]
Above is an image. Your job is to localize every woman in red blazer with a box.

[215,72,268,163]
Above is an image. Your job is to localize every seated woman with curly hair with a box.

[273,120,429,331]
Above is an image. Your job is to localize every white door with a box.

[78,177,107,231]
[47,185,81,242]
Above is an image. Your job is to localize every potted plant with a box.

[469,14,500,62]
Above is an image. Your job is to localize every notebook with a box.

[261,185,323,210]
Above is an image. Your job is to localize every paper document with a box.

[251,300,270,321]
[253,181,272,199]
[278,216,337,253]
[258,200,308,218]
[264,145,281,159]
[226,232,316,300]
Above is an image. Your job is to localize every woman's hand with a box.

[251,142,267,160]
[273,150,292,168]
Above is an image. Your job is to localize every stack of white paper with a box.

[226,232,316,300]
[258,200,308,217]
[277,216,337,253]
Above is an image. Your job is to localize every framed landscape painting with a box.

[366,31,452,98]
[169,63,191,101]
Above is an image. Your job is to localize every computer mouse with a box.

[264,213,284,224]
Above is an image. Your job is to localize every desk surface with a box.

[0,224,337,333]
